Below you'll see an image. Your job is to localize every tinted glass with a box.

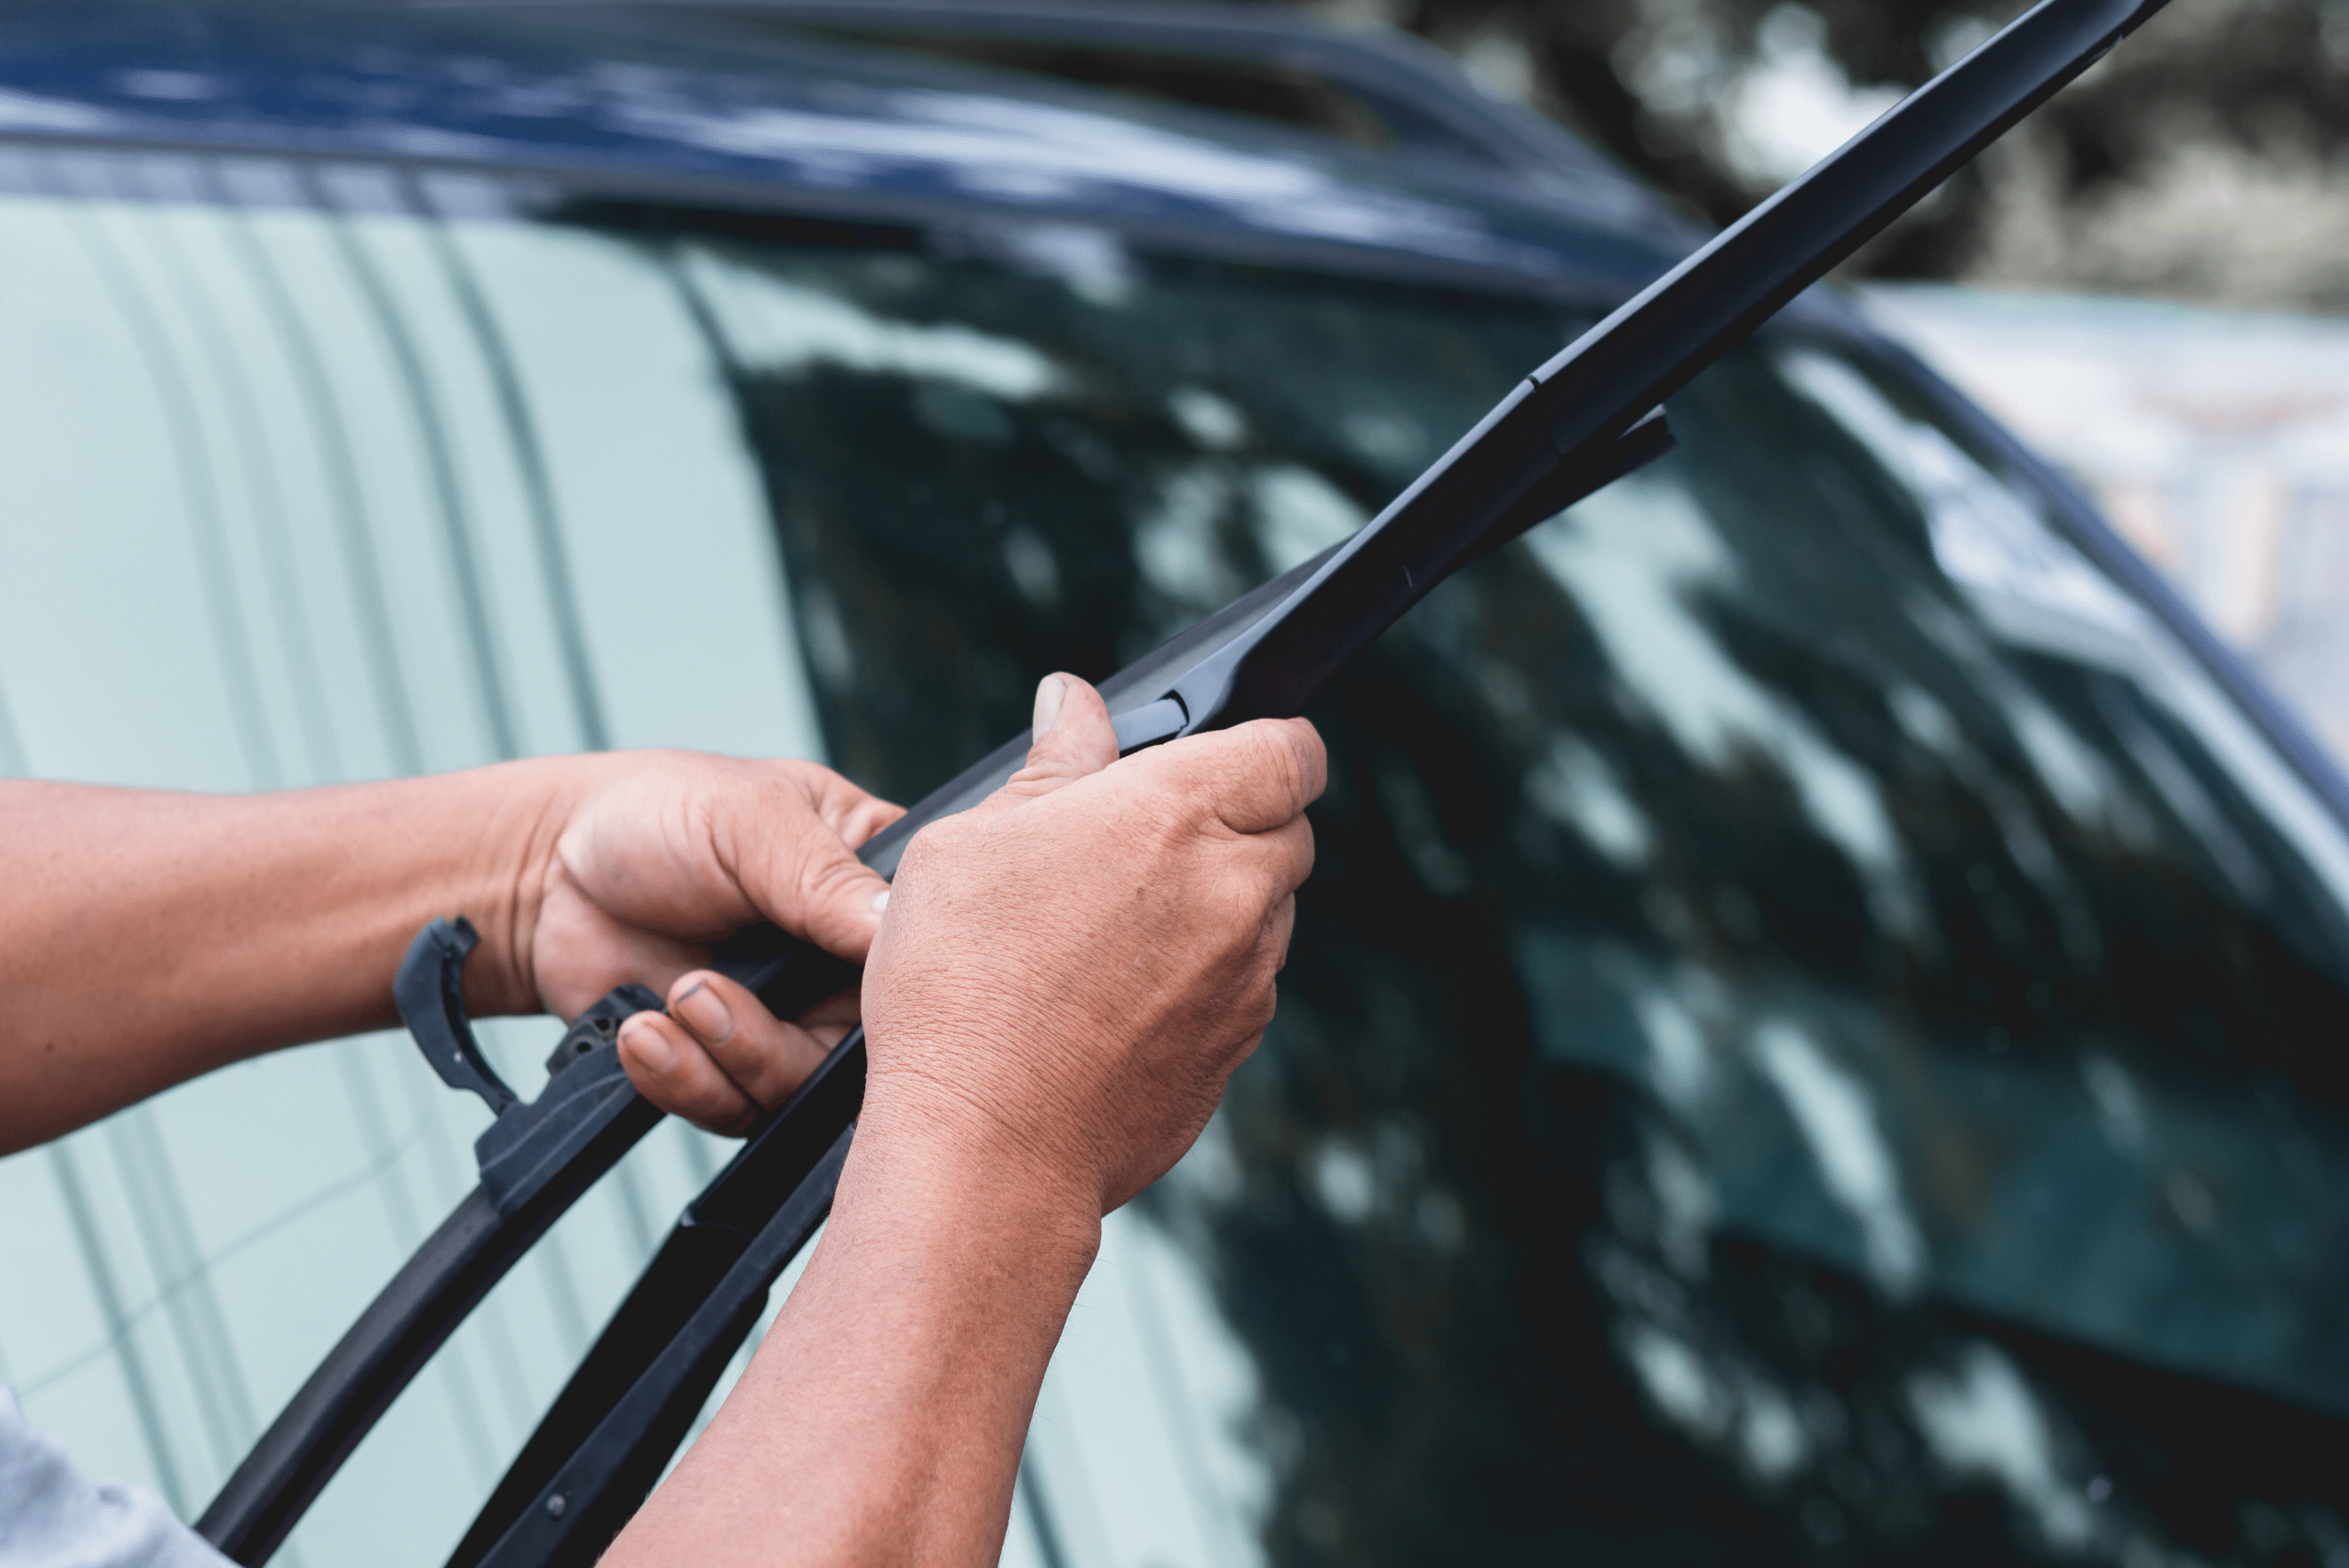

[683,223,2349,1564]
[5,149,2348,1568]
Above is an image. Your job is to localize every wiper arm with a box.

[198,0,2169,1558]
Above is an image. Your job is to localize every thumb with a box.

[970,673,1119,817]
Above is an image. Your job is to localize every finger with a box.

[1243,812,1318,901]
[740,807,896,965]
[794,984,863,1050]
[618,1010,759,1135]
[529,867,713,1019]
[840,795,905,851]
[668,970,834,1110]
[967,673,1120,817]
[1258,890,1298,972]
[793,763,907,850]
[1142,717,1327,837]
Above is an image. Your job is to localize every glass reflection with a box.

[698,222,2349,1563]
[8,161,2349,1568]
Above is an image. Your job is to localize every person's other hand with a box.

[522,753,900,1135]
[858,673,1324,1216]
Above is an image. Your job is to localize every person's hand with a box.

[857,673,1325,1215]
[602,684,1318,1568]
[521,753,900,1134]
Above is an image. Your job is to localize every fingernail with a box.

[1031,673,1066,742]
[870,889,891,916]
[674,981,735,1045]
[623,1020,674,1073]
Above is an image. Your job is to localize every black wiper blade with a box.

[456,2,2174,1559]
[197,426,1670,1568]
[201,0,2169,1559]
[1132,0,2165,743]
[193,931,676,1563]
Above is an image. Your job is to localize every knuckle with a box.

[800,847,872,898]
[1152,736,1231,798]
[1280,821,1318,887]
[895,821,952,875]
[1237,720,1287,780]
[1264,721,1320,812]
[1208,873,1269,944]
[1286,717,1329,782]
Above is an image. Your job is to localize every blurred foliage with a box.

[1298,0,2349,308]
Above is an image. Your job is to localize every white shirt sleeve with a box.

[0,1390,231,1568]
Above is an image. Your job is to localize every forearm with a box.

[608,1118,1100,1568]
[0,764,581,1151]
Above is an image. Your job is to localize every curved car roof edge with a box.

[425,0,1654,185]
[0,125,1681,307]
[2,0,1697,276]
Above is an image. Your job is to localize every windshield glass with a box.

[4,150,2348,1568]
[695,214,2349,1567]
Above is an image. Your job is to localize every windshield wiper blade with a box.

[453,0,2174,1557]
[201,0,2170,1558]
[195,414,1670,1568]
[419,405,1675,1568]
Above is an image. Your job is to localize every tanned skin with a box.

[1,673,1325,1566]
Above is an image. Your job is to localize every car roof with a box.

[0,0,1720,302]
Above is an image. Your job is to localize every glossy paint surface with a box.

[0,0,1680,295]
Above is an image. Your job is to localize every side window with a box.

[0,160,829,1566]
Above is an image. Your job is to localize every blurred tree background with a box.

[1283,0,2349,310]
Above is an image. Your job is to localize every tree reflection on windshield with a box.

[679,218,2349,1566]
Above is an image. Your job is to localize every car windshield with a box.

[5,149,2349,1568]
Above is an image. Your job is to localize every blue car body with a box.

[5,6,2349,1566]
